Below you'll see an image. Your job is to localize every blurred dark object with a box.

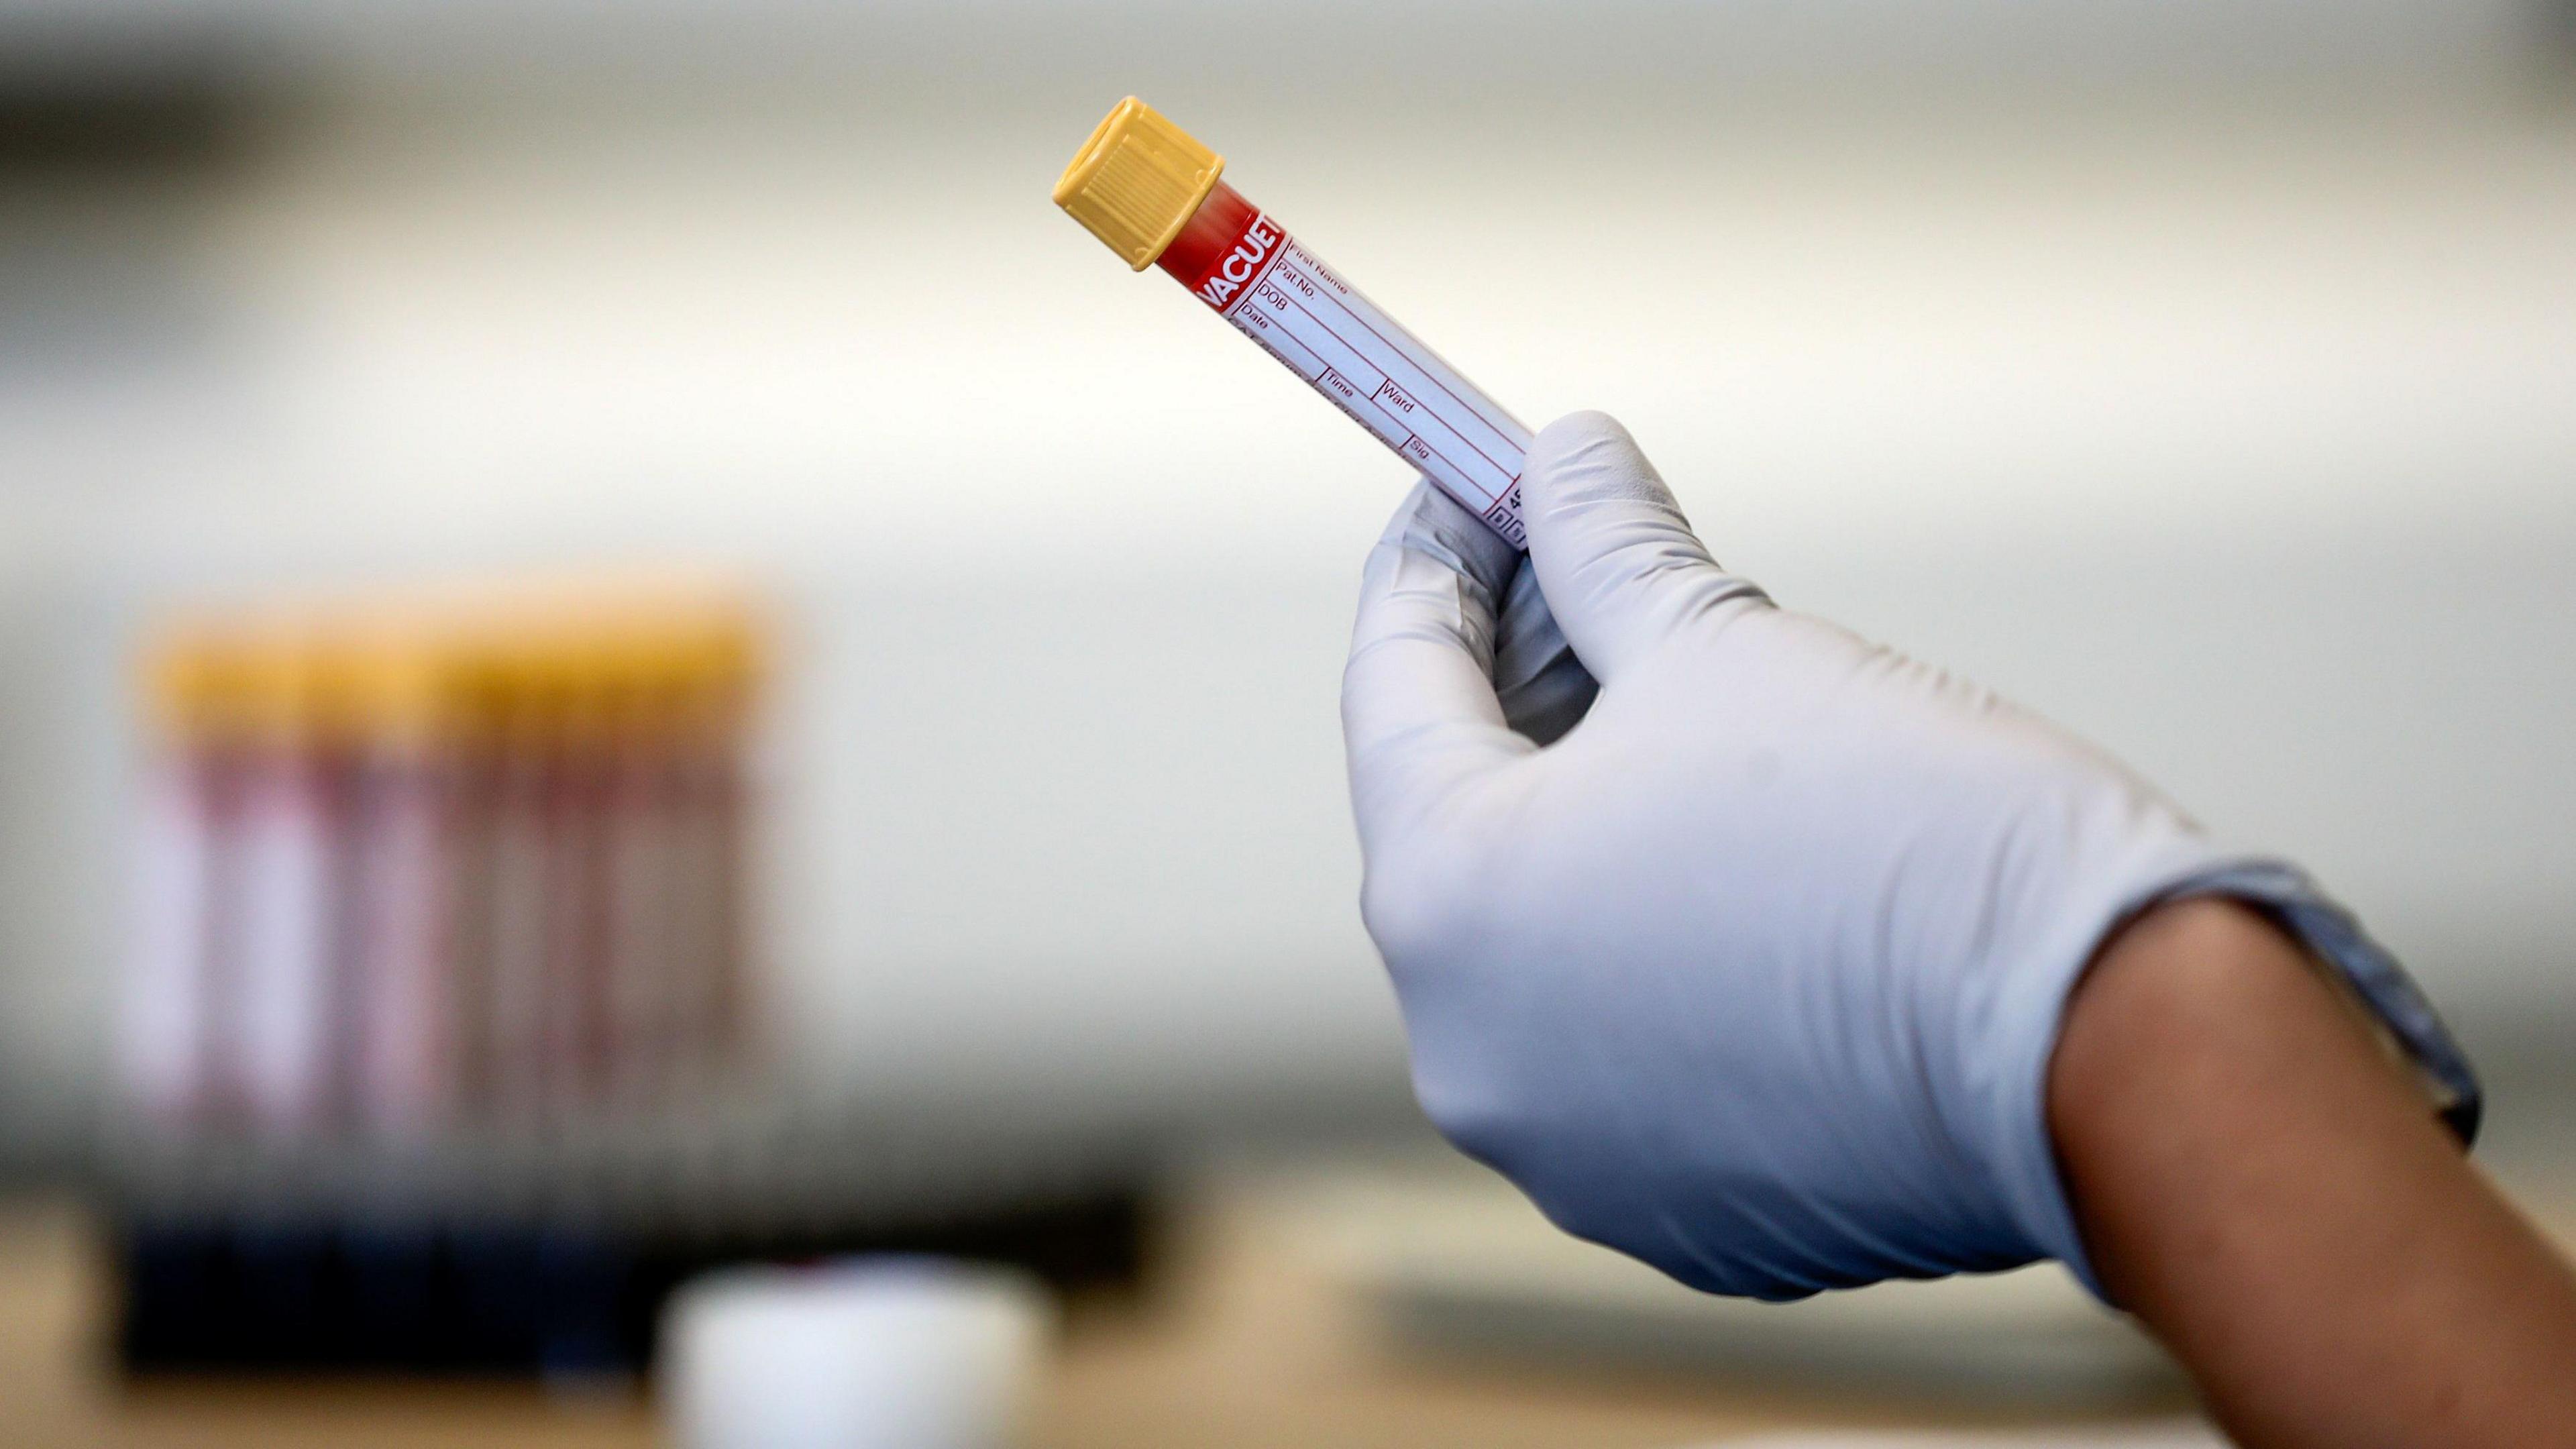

[113,1188,1146,1376]
[0,55,267,176]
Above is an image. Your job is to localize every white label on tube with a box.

[233,763,336,1132]
[1216,230,1529,547]
[123,765,214,1124]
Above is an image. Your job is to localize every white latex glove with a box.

[1342,411,2477,1301]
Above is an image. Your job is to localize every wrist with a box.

[2045,896,2408,1297]
[2043,897,2576,1448]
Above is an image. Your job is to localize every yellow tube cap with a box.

[1053,97,1224,271]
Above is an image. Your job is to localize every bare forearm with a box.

[2049,898,2576,1448]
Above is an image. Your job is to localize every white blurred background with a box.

[2,0,2573,1180]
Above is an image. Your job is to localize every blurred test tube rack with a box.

[105,580,1148,1375]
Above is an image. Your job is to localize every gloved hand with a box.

[1341,411,2477,1300]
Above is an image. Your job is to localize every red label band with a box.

[1154,182,1289,315]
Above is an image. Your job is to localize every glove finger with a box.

[1521,411,1768,681]
[1495,559,1597,746]
[1343,480,1534,850]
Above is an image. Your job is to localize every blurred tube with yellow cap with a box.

[119,580,770,1144]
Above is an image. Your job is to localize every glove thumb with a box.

[1521,411,1765,681]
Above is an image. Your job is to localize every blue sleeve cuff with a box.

[2168,861,2481,1144]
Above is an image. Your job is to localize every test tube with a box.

[345,627,464,1138]
[227,627,356,1138]
[123,633,248,1132]
[1055,97,1531,547]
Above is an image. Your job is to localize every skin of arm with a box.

[2049,898,2576,1448]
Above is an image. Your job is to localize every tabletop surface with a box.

[0,1180,2176,1449]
